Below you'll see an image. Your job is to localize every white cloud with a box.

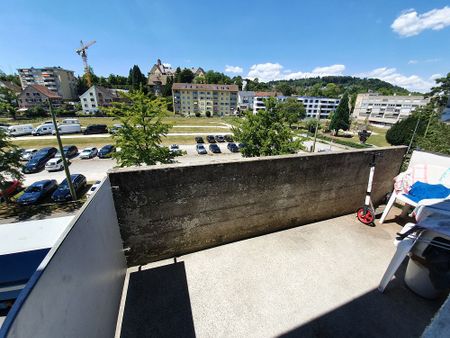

[225,65,243,74]
[246,62,345,82]
[408,59,418,64]
[356,67,434,92]
[430,73,442,80]
[391,6,450,37]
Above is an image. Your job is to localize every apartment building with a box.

[79,85,128,114]
[352,93,429,126]
[237,91,255,111]
[172,83,238,116]
[253,94,340,118]
[17,67,77,100]
[17,84,62,110]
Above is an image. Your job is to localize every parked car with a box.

[51,174,87,202]
[207,135,216,143]
[17,180,57,205]
[169,144,182,155]
[196,144,207,155]
[86,180,102,198]
[83,124,108,135]
[32,123,55,136]
[21,148,38,161]
[79,147,98,159]
[98,145,115,158]
[109,124,123,134]
[53,124,82,135]
[215,135,225,142]
[22,147,57,173]
[0,180,22,202]
[7,124,33,137]
[195,136,204,143]
[45,158,64,172]
[227,142,240,153]
[224,135,234,142]
[209,144,221,153]
[61,118,80,125]
[55,145,78,159]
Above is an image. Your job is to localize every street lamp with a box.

[49,100,77,201]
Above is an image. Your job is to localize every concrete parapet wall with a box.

[108,147,406,266]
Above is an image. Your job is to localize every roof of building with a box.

[80,85,128,99]
[0,80,21,93]
[255,91,279,97]
[172,83,239,91]
[25,84,62,99]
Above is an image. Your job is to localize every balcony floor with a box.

[116,208,446,338]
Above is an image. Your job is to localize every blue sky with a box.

[1,0,449,92]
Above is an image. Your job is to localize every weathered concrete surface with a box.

[108,147,406,266]
[117,211,444,338]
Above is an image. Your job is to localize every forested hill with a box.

[259,76,416,97]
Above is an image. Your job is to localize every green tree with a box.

[276,97,306,127]
[0,129,23,203]
[128,65,147,90]
[194,75,206,84]
[322,83,340,98]
[174,67,182,83]
[232,97,304,157]
[429,72,450,111]
[104,91,179,166]
[0,87,18,119]
[179,69,195,83]
[329,93,350,135]
[76,76,89,95]
[275,83,294,96]
[385,106,431,146]
[26,105,48,118]
[161,76,173,97]
[417,122,450,155]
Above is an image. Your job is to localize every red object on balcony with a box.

[0,180,23,200]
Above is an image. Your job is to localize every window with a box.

[83,98,87,101]
[90,92,93,96]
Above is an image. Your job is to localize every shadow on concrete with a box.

[120,262,196,338]
[279,261,446,338]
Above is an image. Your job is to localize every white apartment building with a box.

[237,91,255,111]
[79,85,128,114]
[17,67,78,100]
[253,94,340,119]
[352,93,429,126]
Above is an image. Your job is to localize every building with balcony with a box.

[1,147,448,338]
[352,93,429,126]
[253,94,340,118]
[172,83,238,116]
[17,67,77,100]
[237,91,255,112]
[17,84,62,110]
[79,85,128,114]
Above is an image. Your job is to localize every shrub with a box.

[205,111,211,117]
[195,112,201,117]
[385,116,426,146]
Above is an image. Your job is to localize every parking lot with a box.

[21,143,245,186]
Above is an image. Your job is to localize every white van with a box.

[32,123,55,136]
[53,124,82,135]
[7,124,33,136]
[62,118,80,125]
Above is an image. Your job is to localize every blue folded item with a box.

[404,181,450,203]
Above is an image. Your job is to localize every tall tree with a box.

[232,97,304,157]
[275,83,294,96]
[0,129,23,203]
[0,87,18,119]
[174,67,182,83]
[179,69,195,83]
[276,97,306,127]
[128,65,147,90]
[329,93,350,135]
[104,91,179,166]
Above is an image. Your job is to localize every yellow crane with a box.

[75,40,96,87]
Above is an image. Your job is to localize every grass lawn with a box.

[367,126,390,147]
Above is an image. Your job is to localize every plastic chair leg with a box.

[379,191,397,224]
[378,237,416,293]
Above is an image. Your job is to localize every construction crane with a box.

[76,40,96,87]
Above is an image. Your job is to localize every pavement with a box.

[117,209,445,338]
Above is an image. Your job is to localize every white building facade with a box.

[79,85,127,114]
[352,93,429,126]
[237,91,255,112]
[17,67,78,100]
[252,95,340,119]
